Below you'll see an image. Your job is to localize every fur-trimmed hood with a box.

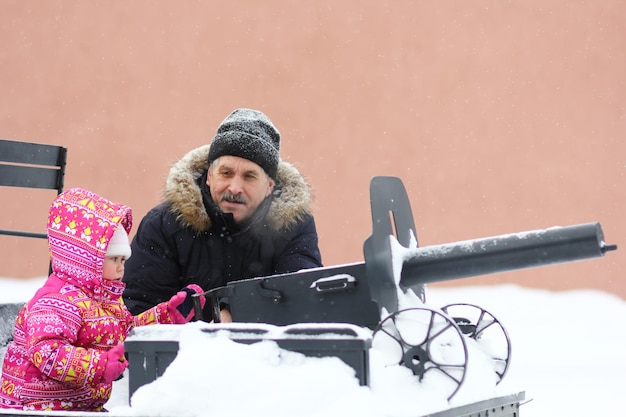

[163,145,313,232]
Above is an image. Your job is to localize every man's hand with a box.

[220,309,232,323]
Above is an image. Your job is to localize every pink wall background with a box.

[1,1,624,298]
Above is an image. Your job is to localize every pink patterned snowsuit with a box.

[0,188,190,411]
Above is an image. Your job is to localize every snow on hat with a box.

[106,225,132,259]
[207,108,281,179]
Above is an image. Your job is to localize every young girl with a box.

[0,188,205,412]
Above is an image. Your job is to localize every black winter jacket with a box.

[122,145,323,315]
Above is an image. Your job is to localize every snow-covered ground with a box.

[1,277,624,417]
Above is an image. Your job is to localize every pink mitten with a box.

[167,284,206,323]
[102,343,128,384]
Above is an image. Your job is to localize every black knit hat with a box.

[207,108,281,179]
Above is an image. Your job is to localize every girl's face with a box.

[102,256,127,281]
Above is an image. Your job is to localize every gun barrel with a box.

[400,222,617,287]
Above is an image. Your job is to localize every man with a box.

[122,108,323,320]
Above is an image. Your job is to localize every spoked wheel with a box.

[441,303,511,384]
[372,307,468,401]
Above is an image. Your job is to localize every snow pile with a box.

[1,277,624,416]
[117,316,502,417]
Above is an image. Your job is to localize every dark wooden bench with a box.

[0,138,68,274]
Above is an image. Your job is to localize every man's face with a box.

[206,155,275,224]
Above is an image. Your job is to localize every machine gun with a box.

[192,176,616,400]
[363,176,617,314]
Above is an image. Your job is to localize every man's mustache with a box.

[220,192,247,204]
